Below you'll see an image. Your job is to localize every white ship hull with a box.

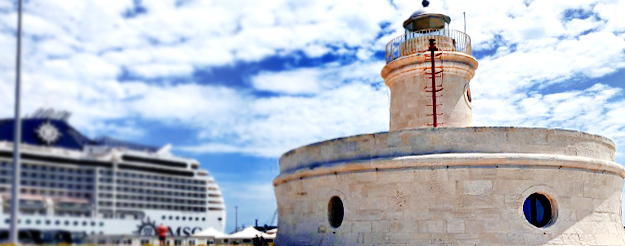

[0,209,225,236]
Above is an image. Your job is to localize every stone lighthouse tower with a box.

[382,8,477,129]
[273,3,625,245]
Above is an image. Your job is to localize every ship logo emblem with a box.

[36,121,62,145]
[135,218,157,236]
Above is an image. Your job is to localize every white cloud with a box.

[0,0,624,162]
[251,69,323,95]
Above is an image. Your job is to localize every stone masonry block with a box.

[351,221,372,233]
[463,180,493,195]
[419,220,446,233]
[446,219,465,233]
[372,220,390,233]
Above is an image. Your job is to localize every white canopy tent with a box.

[192,227,228,238]
[224,226,275,239]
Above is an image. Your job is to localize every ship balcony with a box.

[2,201,46,210]
[385,29,472,64]
[54,201,91,211]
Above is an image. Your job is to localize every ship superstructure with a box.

[0,110,225,236]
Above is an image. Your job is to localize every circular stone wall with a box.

[273,127,625,245]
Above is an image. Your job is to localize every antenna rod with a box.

[463,12,467,33]
[9,0,23,244]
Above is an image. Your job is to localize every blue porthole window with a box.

[523,193,554,228]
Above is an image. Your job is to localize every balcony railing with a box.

[385,29,472,64]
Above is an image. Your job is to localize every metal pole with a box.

[234,206,238,232]
[463,12,467,33]
[9,0,23,244]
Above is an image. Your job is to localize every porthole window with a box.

[523,193,554,228]
[327,196,344,228]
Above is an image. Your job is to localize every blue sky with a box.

[1,0,625,232]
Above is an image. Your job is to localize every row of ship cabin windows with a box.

[0,169,93,179]
[98,187,210,198]
[3,210,92,217]
[327,193,555,229]
[136,239,204,246]
[101,194,207,205]
[0,187,91,198]
[14,172,94,182]
[102,170,208,185]
[0,175,94,184]
[0,163,207,185]
[16,180,94,190]
[1,163,94,175]
[4,218,104,227]
[97,214,220,222]
[98,202,209,212]
[161,215,208,221]
[105,179,207,191]
[134,239,274,245]
[0,187,93,198]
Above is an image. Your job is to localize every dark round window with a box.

[328,196,344,228]
[523,193,553,227]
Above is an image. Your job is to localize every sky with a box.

[1,0,625,233]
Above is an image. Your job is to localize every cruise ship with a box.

[0,110,226,237]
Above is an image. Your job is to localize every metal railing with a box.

[385,29,472,64]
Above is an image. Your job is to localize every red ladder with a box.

[424,39,444,127]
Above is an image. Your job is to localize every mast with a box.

[9,0,23,243]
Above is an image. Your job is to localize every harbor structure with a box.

[273,5,625,246]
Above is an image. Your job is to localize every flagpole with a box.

[463,12,467,33]
[9,0,23,244]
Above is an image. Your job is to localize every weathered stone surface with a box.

[278,127,618,174]
[275,152,625,245]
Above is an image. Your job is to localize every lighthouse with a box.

[273,3,625,245]
[382,7,477,129]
